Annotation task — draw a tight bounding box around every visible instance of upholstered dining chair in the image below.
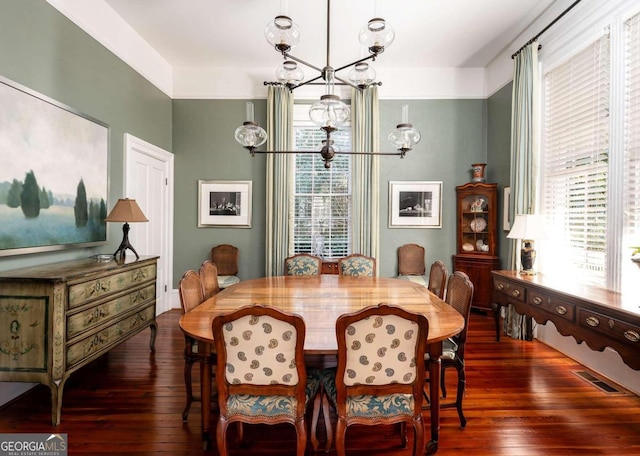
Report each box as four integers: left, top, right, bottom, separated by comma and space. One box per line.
211, 304, 321, 456
199, 260, 221, 300
427, 270, 474, 428
337, 254, 376, 277
178, 269, 211, 421
427, 260, 448, 300
318, 303, 429, 456
211, 244, 240, 288
397, 244, 427, 286
284, 253, 322, 276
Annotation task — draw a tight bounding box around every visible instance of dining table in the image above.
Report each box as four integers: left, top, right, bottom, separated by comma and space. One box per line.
179, 274, 465, 454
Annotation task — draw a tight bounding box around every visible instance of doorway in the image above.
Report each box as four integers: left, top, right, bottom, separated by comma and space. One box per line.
124, 133, 174, 314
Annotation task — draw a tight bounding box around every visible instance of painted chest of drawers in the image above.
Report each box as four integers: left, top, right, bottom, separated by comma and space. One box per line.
0, 256, 158, 425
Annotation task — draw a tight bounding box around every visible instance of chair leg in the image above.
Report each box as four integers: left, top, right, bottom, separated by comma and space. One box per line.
440, 365, 448, 399
182, 357, 195, 421
322, 394, 333, 453
310, 389, 322, 451
456, 365, 467, 429
335, 419, 347, 456
413, 416, 426, 456
216, 416, 230, 456
295, 419, 307, 456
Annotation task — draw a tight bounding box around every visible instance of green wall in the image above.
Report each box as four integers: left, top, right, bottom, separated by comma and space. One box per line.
172, 98, 489, 283
1, 1, 506, 286
487, 82, 514, 270
0, 0, 172, 273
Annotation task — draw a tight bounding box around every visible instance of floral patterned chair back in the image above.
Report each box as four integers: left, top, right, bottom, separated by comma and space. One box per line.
338, 254, 377, 277
284, 254, 322, 276
211, 304, 320, 456
318, 303, 429, 455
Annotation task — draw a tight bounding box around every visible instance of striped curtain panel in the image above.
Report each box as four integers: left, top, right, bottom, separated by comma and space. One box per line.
351, 86, 380, 265
505, 42, 539, 339
265, 85, 294, 276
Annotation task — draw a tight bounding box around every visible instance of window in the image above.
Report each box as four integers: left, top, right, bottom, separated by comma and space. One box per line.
292, 104, 352, 259
541, 34, 610, 287
540, 7, 640, 292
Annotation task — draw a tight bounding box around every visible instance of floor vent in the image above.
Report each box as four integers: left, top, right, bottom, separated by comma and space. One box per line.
573, 370, 626, 395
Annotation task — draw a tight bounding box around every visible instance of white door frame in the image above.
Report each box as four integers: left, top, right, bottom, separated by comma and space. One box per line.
123, 133, 174, 315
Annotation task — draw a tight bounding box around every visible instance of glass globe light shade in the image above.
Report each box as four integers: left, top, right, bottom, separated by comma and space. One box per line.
276, 60, 304, 85
309, 95, 350, 128
265, 15, 301, 52
358, 18, 395, 55
235, 122, 267, 149
388, 125, 421, 150
348, 62, 376, 88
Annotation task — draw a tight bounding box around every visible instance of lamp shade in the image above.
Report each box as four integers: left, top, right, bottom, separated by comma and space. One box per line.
507, 214, 547, 241
105, 198, 148, 223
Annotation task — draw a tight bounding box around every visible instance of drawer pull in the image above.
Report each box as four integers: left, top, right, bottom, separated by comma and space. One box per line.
511, 289, 520, 298
497, 283, 504, 291
586, 316, 600, 327
532, 296, 542, 305
555, 306, 567, 315
624, 330, 640, 343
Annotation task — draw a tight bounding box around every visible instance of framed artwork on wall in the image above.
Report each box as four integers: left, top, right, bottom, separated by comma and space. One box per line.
503, 186, 512, 231
198, 180, 252, 228
0, 75, 109, 257
388, 181, 442, 228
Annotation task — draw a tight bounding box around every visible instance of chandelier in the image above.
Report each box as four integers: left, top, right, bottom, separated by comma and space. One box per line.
234, 0, 421, 169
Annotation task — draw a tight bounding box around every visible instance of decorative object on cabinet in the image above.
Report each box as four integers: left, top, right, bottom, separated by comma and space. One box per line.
388, 181, 442, 228
507, 214, 548, 275
0, 75, 109, 257
198, 180, 252, 228
0, 256, 158, 425
453, 182, 500, 311
471, 163, 487, 183
104, 198, 148, 260
491, 270, 640, 372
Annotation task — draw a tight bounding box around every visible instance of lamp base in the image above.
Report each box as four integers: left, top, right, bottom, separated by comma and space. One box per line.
520, 241, 536, 275
113, 222, 140, 261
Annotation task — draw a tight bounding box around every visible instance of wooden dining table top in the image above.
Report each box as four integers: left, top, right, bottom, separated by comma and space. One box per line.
179, 274, 465, 354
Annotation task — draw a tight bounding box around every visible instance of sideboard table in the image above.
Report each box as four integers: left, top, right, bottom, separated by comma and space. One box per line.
0, 256, 158, 425
492, 270, 640, 371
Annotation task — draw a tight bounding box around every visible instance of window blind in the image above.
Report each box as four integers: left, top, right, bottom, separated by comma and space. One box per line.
292, 125, 352, 259
542, 33, 610, 286
624, 13, 640, 239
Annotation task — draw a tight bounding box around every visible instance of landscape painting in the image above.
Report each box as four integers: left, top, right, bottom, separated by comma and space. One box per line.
0, 76, 109, 256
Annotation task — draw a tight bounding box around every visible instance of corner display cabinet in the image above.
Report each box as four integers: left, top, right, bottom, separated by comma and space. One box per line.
453, 182, 501, 311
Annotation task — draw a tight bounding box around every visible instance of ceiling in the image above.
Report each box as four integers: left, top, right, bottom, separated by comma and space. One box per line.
101, 0, 555, 72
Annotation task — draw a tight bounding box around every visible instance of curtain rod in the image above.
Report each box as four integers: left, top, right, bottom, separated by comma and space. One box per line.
511, 0, 583, 59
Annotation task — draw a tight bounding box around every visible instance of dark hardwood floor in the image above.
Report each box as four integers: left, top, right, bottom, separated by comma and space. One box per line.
1, 309, 640, 455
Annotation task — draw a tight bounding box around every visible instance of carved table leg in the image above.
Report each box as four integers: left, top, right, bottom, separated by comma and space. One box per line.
149, 320, 158, 351
426, 341, 443, 454
200, 342, 213, 449
491, 302, 502, 342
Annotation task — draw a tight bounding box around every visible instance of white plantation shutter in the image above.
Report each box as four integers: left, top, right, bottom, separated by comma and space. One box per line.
541, 33, 610, 286
624, 13, 640, 243
293, 120, 352, 259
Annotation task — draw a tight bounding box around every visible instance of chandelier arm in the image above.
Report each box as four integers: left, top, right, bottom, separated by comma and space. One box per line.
288, 74, 325, 91
332, 54, 376, 74
333, 75, 360, 91
338, 151, 407, 156
283, 53, 324, 73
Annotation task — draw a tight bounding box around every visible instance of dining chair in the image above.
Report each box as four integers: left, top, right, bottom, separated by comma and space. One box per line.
426, 270, 474, 428
178, 269, 212, 421
284, 253, 322, 276
318, 303, 429, 455
337, 253, 376, 277
397, 244, 427, 286
211, 304, 321, 456
427, 260, 448, 300
211, 244, 240, 288
199, 260, 221, 300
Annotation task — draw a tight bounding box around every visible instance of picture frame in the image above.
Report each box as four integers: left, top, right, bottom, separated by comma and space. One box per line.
503, 186, 512, 231
0, 75, 109, 257
388, 181, 442, 228
198, 180, 252, 228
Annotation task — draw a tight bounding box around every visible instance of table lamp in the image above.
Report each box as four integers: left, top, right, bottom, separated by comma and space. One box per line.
105, 198, 148, 260
507, 214, 547, 275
